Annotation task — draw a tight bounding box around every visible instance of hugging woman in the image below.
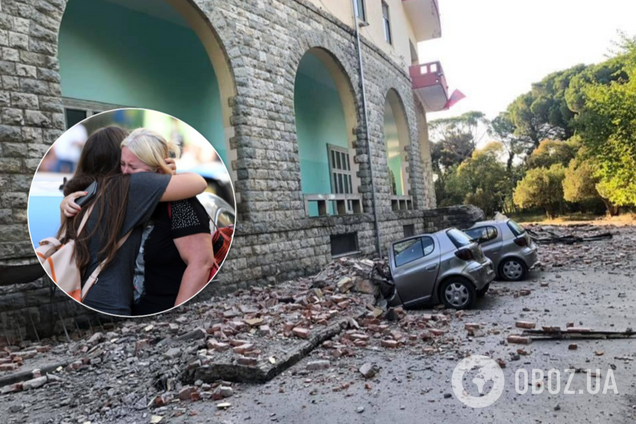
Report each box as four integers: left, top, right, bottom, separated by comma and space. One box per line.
59, 126, 207, 316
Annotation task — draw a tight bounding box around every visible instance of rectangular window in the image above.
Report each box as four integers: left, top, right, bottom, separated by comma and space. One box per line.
394, 236, 435, 267
403, 224, 415, 238
354, 0, 366, 22
382, 2, 392, 44
328, 145, 353, 196
62, 98, 127, 129
331, 233, 359, 257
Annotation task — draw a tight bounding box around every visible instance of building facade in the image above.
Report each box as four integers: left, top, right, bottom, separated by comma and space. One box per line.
0, 0, 458, 334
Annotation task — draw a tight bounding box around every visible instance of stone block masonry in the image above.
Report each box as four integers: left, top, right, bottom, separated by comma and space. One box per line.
0, 0, 451, 338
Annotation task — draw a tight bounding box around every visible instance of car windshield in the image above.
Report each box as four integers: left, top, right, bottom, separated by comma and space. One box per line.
446, 229, 472, 248
507, 219, 525, 236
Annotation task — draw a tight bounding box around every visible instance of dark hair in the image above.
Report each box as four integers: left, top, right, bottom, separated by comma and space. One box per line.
59, 126, 132, 277
63, 126, 129, 196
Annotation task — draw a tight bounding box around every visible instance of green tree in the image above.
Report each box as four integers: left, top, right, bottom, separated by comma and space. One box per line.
573, 37, 636, 206
514, 164, 566, 218
507, 65, 586, 146
429, 111, 490, 172
435, 142, 510, 216
526, 138, 579, 169
562, 151, 617, 215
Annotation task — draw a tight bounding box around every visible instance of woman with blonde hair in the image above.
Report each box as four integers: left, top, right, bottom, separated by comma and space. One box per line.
120, 128, 215, 314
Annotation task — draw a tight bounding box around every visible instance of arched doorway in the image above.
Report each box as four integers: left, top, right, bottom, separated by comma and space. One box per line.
58, 0, 235, 166
294, 48, 361, 217
384, 89, 413, 210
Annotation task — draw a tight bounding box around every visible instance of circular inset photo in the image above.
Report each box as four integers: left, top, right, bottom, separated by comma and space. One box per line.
28, 109, 236, 317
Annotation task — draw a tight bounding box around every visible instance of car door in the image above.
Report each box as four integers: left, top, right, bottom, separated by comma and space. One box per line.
477, 226, 503, 266
390, 236, 440, 306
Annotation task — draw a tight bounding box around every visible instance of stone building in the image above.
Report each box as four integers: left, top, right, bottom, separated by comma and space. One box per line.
0, 0, 465, 336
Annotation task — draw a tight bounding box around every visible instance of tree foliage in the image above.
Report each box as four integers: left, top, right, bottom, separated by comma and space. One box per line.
573, 38, 636, 206
507, 65, 586, 146
513, 164, 566, 218
526, 138, 579, 169
429, 111, 490, 172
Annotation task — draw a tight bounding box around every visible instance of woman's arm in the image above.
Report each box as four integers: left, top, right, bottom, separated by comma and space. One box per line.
59, 191, 87, 223
159, 173, 206, 202
173, 233, 215, 306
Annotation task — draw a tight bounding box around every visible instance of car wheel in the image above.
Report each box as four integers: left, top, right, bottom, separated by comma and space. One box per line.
440, 278, 476, 310
476, 283, 490, 297
499, 258, 528, 281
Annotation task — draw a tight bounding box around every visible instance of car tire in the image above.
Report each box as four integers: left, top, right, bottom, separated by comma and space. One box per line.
476, 283, 490, 297
439, 277, 476, 310
499, 258, 528, 281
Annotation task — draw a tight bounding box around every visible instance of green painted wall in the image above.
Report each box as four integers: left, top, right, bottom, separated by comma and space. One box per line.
294, 54, 349, 215
59, 0, 227, 163
384, 102, 404, 196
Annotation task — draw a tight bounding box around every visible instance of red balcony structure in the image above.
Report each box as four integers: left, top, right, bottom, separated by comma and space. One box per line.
402, 0, 442, 42
410, 61, 448, 112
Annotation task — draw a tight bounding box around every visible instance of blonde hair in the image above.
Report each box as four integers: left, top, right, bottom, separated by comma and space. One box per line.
120, 128, 180, 174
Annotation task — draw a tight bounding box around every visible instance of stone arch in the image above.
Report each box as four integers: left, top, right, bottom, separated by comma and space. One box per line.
288, 32, 363, 149
291, 37, 365, 216
383, 87, 413, 208
57, 0, 238, 179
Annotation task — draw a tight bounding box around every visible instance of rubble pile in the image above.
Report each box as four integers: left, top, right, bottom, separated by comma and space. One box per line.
529, 225, 636, 272
0, 344, 53, 373
0, 257, 471, 422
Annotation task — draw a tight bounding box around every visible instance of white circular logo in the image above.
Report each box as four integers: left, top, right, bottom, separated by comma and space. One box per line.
451, 355, 505, 408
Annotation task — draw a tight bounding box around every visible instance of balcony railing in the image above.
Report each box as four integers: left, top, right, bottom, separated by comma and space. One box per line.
304, 193, 363, 217
402, 0, 442, 43
410, 61, 449, 112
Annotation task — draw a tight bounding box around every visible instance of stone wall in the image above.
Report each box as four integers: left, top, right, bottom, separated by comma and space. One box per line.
0, 276, 110, 342
422, 205, 486, 233
0, 0, 443, 338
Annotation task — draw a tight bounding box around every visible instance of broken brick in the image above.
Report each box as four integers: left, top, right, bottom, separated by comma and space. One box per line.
515, 321, 536, 329
381, 339, 398, 348
507, 335, 531, 345
292, 327, 310, 339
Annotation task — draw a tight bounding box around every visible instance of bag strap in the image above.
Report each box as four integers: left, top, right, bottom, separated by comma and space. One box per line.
77, 203, 95, 235
80, 229, 132, 301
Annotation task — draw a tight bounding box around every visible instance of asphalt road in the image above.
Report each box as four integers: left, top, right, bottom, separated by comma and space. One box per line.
182, 270, 636, 424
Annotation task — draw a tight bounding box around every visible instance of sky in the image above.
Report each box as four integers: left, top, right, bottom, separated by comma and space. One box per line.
418, 0, 636, 120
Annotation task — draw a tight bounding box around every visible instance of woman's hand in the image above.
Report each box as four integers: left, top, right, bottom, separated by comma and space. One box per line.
164, 158, 177, 175
60, 191, 86, 218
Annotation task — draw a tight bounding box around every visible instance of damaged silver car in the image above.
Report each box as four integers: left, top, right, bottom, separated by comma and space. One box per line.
465, 219, 538, 281
386, 228, 495, 310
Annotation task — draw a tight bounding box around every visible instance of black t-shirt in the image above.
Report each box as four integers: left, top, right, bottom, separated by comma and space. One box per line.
82, 172, 171, 316
132, 197, 210, 315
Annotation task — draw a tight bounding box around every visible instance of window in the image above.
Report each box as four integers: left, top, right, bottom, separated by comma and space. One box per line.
446, 229, 473, 248
382, 2, 392, 44
328, 144, 355, 211
394, 236, 434, 267
507, 219, 526, 237
354, 0, 366, 22
403, 224, 415, 238
330, 233, 359, 257
465, 226, 498, 243
62, 98, 126, 129
328, 145, 353, 196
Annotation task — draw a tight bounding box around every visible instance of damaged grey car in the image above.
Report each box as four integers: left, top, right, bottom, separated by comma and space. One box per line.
465, 219, 538, 281
386, 228, 495, 310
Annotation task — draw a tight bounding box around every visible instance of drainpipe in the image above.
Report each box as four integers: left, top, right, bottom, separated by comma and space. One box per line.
351, 0, 382, 258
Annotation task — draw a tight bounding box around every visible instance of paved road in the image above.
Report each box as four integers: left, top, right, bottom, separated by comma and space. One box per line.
182, 270, 636, 424
2, 270, 635, 423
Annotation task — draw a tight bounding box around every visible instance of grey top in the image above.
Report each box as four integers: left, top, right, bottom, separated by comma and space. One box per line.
82, 172, 171, 316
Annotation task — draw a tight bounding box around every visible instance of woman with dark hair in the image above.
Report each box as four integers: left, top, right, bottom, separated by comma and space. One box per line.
58, 126, 206, 316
